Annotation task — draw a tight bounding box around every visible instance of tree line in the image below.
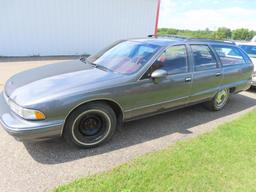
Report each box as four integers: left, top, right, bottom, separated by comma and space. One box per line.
158, 27, 256, 41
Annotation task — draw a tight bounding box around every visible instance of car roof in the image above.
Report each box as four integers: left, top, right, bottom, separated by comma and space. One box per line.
129, 35, 236, 47
129, 38, 178, 46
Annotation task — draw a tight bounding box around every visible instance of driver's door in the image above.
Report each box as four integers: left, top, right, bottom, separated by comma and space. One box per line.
124, 45, 193, 119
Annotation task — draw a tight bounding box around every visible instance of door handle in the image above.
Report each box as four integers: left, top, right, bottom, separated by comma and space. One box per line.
216, 72, 222, 77
185, 77, 192, 82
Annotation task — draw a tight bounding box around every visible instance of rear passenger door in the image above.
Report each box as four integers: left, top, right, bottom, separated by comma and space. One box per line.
189, 44, 222, 102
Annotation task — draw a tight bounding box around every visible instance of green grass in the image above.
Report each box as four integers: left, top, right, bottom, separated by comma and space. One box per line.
54, 110, 256, 192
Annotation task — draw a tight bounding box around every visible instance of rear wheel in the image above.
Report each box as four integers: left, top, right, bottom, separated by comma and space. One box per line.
63, 102, 117, 148
205, 88, 230, 111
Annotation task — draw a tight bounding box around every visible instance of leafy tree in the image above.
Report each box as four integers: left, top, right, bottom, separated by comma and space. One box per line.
157, 28, 256, 41
158, 28, 178, 35
214, 27, 232, 40
232, 28, 253, 40
249, 30, 256, 41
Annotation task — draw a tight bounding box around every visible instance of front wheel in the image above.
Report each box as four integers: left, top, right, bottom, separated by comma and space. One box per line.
205, 88, 230, 111
63, 103, 117, 148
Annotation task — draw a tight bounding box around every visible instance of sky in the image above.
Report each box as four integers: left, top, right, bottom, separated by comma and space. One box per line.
159, 0, 256, 30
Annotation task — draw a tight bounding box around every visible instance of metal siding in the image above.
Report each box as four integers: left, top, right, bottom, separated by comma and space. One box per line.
0, 0, 158, 56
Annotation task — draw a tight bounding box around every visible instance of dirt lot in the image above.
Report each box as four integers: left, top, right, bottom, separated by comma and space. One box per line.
0, 58, 256, 192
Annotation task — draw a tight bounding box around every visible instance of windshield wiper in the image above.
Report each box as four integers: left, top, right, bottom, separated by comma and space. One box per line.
80, 55, 87, 63
81, 58, 96, 66
95, 64, 111, 72
80, 57, 111, 72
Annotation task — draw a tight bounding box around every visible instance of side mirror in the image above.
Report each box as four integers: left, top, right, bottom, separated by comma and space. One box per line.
151, 69, 168, 83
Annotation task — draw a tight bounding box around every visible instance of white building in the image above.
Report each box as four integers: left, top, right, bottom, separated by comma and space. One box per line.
0, 0, 160, 57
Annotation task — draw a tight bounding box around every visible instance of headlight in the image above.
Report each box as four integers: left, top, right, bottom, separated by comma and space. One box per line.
8, 99, 45, 120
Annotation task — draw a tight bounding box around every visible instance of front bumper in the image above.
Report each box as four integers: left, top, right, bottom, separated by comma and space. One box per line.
0, 92, 64, 141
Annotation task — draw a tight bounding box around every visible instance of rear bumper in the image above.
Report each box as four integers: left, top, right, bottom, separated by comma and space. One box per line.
251, 77, 256, 86
0, 92, 64, 141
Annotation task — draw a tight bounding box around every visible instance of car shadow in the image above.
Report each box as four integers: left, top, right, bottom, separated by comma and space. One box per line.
24, 93, 256, 164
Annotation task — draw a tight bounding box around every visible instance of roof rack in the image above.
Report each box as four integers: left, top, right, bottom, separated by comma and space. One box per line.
187, 38, 235, 45
148, 34, 236, 45
148, 34, 189, 40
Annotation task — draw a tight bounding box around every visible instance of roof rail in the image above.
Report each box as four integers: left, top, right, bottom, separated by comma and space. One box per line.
148, 34, 189, 40
147, 35, 236, 45
186, 38, 236, 45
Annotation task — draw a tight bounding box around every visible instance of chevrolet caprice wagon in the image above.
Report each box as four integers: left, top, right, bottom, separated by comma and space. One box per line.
0, 36, 253, 148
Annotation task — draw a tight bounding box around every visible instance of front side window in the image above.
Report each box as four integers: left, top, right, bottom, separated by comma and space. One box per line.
88, 41, 160, 74
191, 45, 217, 71
213, 45, 246, 66
143, 45, 188, 78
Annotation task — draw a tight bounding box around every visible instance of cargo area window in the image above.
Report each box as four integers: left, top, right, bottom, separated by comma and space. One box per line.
191, 45, 217, 71
212, 45, 246, 66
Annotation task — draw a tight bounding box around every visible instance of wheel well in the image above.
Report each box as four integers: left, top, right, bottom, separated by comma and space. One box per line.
102, 100, 124, 122
229, 87, 236, 94
64, 100, 124, 127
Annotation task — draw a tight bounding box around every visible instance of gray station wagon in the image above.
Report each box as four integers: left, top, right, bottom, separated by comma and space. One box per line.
0, 35, 253, 148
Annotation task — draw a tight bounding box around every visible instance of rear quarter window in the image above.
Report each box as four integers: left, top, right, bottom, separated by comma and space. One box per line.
212, 45, 246, 66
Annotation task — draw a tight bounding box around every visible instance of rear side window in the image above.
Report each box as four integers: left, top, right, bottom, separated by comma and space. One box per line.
190, 45, 217, 71
212, 45, 246, 66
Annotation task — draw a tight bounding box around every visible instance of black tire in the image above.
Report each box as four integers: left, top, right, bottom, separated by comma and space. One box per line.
205, 88, 230, 111
249, 86, 256, 92
63, 102, 117, 148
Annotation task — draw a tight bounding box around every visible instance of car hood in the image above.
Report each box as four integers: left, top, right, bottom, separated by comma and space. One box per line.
5, 60, 123, 105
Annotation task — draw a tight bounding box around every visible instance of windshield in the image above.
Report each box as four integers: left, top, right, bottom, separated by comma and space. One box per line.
89, 41, 161, 74
239, 45, 256, 58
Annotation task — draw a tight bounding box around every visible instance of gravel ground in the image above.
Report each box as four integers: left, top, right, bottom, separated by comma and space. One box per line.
0, 58, 256, 192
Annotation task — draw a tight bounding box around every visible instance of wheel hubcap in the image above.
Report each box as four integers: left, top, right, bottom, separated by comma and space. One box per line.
72, 110, 111, 146
216, 89, 228, 105
79, 116, 102, 136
